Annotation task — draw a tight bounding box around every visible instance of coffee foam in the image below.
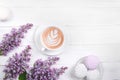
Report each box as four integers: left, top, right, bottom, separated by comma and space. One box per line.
41, 26, 64, 49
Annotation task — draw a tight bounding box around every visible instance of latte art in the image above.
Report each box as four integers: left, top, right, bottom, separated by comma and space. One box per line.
41, 27, 64, 49
47, 29, 61, 45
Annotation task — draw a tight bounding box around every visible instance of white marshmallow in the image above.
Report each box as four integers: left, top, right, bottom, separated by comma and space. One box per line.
74, 63, 87, 78
87, 69, 100, 80
0, 6, 12, 21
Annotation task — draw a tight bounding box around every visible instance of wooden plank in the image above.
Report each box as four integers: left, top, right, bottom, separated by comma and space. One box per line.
1, 24, 120, 45
68, 25, 120, 44
1, 0, 120, 8
0, 7, 120, 26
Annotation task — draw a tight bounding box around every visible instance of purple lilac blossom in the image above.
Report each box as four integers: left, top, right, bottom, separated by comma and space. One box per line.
26, 57, 67, 80
0, 23, 33, 56
3, 45, 31, 80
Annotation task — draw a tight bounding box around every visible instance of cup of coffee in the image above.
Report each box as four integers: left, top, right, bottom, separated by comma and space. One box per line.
40, 26, 65, 51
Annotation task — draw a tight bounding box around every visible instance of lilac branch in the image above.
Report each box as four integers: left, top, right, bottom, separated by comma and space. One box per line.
0, 23, 33, 56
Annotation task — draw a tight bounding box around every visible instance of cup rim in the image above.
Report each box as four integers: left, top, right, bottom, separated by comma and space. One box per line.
40, 26, 65, 51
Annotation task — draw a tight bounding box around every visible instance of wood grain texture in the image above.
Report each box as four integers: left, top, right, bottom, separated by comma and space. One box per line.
0, 0, 120, 80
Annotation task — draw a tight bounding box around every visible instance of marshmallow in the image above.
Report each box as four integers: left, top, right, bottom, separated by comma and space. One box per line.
84, 55, 100, 70
0, 6, 12, 21
87, 69, 100, 80
74, 63, 87, 78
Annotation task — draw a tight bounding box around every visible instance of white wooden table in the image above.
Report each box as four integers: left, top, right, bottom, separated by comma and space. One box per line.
0, 0, 120, 80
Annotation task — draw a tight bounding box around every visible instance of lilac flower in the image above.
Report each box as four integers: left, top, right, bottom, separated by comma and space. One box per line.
0, 23, 33, 56
3, 45, 31, 80
26, 57, 67, 80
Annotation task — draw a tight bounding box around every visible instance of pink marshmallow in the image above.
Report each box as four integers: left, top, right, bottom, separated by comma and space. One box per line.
84, 55, 100, 70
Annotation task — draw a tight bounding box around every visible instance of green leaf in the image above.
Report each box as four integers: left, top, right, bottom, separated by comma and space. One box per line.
19, 72, 26, 80
0, 50, 2, 55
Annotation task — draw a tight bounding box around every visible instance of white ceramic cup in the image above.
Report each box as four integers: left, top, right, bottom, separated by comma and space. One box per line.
34, 24, 68, 55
